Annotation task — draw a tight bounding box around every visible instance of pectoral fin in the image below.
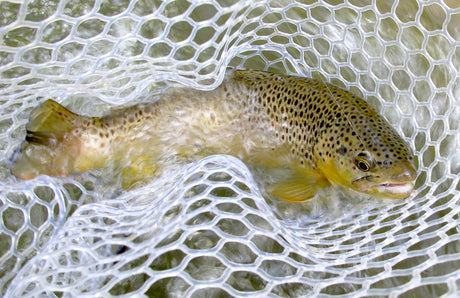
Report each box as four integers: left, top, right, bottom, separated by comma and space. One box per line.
269, 166, 330, 202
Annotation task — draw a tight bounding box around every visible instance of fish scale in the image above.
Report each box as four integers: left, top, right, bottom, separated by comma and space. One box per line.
11, 70, 417, 201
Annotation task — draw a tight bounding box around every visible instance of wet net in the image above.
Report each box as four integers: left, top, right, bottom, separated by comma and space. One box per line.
1, 0, 459, 296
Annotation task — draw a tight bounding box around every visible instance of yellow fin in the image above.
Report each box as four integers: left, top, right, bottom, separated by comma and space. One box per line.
269, 166, 330, 202
121, 156, 158, 189
12, 100, 82, 179
25, 99, 80, 146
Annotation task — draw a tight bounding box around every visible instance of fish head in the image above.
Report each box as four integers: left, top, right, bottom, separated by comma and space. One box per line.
349, 152, 417, 199
313, 113, 417, 199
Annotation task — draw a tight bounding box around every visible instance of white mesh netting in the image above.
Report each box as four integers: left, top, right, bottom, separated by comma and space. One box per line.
0, 0, 459, 296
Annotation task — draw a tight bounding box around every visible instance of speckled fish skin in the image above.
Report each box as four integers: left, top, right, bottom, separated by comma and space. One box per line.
229, 71, 417, 199
11, 70, 417, 201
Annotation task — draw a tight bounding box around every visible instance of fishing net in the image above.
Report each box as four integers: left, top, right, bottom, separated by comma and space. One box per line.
1, 0, 459, 296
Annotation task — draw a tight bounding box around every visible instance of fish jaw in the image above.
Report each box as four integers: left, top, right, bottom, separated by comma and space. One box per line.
317, 153, 417, 199
352, 163, 417, 199
357, 181, 415, 199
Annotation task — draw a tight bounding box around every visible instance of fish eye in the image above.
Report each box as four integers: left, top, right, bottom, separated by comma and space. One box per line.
355, 151, 374, 172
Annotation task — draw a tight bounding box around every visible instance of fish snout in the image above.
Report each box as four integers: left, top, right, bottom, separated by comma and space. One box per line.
391, 162, 417, 183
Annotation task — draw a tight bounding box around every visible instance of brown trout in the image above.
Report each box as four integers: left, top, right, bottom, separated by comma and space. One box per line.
11, 70, 417, 201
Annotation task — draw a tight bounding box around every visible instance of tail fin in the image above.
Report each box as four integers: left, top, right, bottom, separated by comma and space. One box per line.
12, 100, 82, 179
25, 99, 80, 147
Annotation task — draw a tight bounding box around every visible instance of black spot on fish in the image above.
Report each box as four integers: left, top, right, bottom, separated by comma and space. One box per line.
337, 146, 347, 155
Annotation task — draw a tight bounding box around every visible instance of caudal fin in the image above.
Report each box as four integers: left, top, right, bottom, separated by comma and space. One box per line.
25, 99, 80, 146
12, 100, 82, 179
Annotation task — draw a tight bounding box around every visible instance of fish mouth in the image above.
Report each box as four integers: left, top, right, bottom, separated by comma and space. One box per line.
352, 176, 415, 199
362, 182, 414, 196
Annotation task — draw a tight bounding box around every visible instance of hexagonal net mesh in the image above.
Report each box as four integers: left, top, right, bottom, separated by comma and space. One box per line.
0, 0, 459, 296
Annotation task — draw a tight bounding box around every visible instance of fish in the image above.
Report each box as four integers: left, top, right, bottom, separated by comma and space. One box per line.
11, 70, 417, 201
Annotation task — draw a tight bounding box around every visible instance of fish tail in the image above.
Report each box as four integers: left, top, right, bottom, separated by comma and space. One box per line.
12, 100, 83, 179
25, 99, 80, 145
